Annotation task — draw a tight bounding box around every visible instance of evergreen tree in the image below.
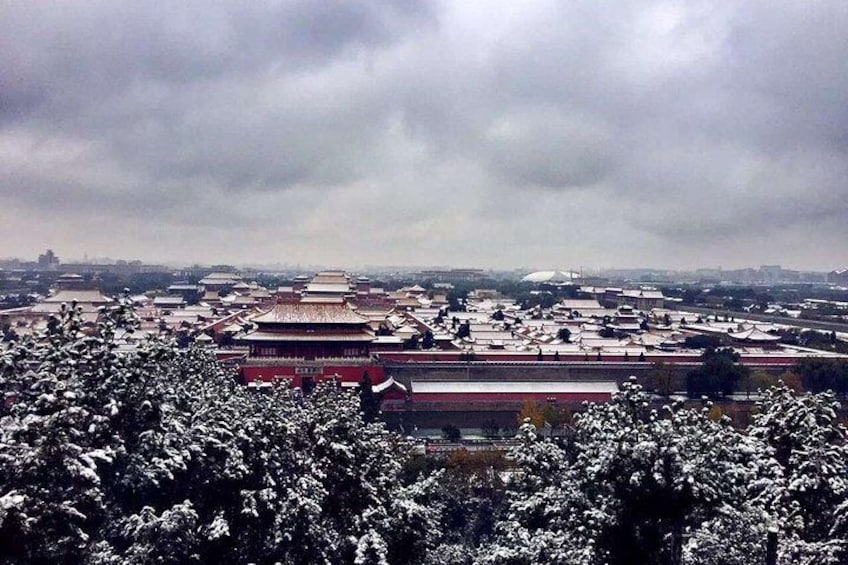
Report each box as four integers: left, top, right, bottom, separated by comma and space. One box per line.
481, 379, 772, 565
686, 348, 749, 399
0, 302, 440, 564
359, 371, 382, 423
421, 330, 435, 350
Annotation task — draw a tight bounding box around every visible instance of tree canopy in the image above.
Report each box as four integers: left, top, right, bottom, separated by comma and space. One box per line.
479, 379, 848, 565
686, 348, 750, 399
0, 302, 439, 564
2, 302, 846, 564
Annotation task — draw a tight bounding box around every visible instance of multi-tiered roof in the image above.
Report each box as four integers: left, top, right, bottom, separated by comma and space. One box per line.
240, 302, 374, 358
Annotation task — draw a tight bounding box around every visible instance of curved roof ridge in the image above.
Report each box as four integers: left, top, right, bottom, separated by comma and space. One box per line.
253, 301, 369, 325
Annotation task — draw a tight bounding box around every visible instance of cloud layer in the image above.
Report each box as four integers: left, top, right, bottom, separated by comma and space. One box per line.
2, 0, 846, 270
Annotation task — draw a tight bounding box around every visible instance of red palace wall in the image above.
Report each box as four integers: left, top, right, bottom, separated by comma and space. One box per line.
242, 363, 384, 388
376, 351, 799, 366
410, 392, 613, 403
239, 351, 799, 389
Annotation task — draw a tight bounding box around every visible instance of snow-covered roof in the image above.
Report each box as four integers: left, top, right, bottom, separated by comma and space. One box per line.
168, 284, 202, 291
372, 335, 405, 344
411, 381, 618, 394
153, 296, 186, 306
374, 376, 407, 393
252, 302, 369, 325
559, 299, 603, 310
199, 273, 241, 284
620, 289, 663, 299
239, 330, 374, 342
522, 270, 580, 283
41, 289, 113, 304
310, 272, 350, 285
300, 295, 346, 304
305, 282, 353, 294
404, 285, 427, 293
728, 327, 781, 342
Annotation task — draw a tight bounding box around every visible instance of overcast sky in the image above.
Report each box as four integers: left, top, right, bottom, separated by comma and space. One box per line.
2, 1, 846, 271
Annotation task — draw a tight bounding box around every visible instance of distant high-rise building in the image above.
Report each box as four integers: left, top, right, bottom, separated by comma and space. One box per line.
37, 249, 59, 269
829, 268, 848, 284
759, 265, 782, 282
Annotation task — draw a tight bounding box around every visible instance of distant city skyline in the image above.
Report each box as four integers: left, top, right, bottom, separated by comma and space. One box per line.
1, 247, 843, 277
1, 1, 846, 270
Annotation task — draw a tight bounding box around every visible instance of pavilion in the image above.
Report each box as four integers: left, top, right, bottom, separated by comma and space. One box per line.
239, 301, 374, 360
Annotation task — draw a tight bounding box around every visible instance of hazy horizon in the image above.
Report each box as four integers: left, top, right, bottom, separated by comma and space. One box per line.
3, 250, 840, 277
2, 1, 846, 270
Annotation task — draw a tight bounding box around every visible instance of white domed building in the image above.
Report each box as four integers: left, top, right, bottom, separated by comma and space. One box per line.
521, 270, 581, 283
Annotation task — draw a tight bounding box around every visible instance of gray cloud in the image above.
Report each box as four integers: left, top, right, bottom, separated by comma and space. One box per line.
0, 0, 846, 270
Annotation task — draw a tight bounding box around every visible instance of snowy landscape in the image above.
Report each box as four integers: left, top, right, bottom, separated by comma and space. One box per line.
1, 299, 846, 564
2, 1, 848, 562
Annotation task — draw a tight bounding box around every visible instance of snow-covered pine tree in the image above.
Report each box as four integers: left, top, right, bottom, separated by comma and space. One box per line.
480, 378, 773, 565
747, 384, 847, 564
0, 300, 441, 564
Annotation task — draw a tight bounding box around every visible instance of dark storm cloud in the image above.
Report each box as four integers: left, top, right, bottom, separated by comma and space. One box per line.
0, 0, 435, 206
0, 0, 846, 269
1, 1, 434, 118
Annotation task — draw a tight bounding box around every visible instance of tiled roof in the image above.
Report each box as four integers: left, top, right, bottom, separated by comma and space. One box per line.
199, 273, 241, 285
560, 299, 603, 309
305, 282, 353, 293
411, 381, 618, 394
203, 272, 241, 280
621, 289, 665, 299
310, 272, 350, 285
373, 377, 406, 393
729, 327, 781, 341
239, 330, 374, 342
252, 302, 369, 325
169, 283, 200, 289
43, 290, 113, 304
301, 295, 346, 304
153, 296, 186, 305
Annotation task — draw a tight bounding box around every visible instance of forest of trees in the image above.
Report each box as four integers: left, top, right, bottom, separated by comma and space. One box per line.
1, 300, 847, 564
